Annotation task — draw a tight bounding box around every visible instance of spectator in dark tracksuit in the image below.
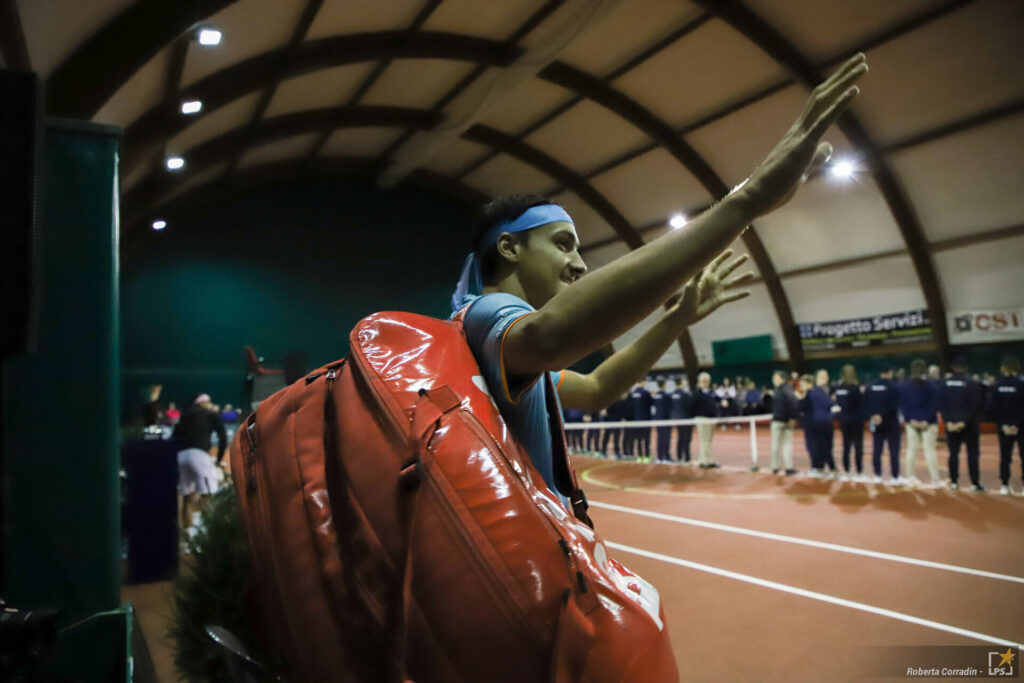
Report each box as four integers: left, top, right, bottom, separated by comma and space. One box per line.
670, 380, 693, 464
692, 372, 720, 468
864, 367, 901, 482
603, 394, 627, 458
939, 356, 985, 491
626, 381, 653, 461
563, 408, 584, 452
800, 371, 837, 477
770, 370, 800, 475
585, 411, 602, 453
990, 356, 1024, 495
833, 364, 864, 479
899, 359, 941, 487
653, 379, 672, 462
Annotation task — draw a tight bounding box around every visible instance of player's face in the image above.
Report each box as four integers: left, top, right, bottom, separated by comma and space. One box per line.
516, 221, 587, 308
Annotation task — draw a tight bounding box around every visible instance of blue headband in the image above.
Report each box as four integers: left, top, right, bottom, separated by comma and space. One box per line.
451, 204, 574, 312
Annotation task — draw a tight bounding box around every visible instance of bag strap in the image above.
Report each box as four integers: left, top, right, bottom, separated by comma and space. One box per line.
544, 372, 593, 529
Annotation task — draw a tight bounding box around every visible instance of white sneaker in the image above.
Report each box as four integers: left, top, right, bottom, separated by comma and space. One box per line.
949, 482, 959, 491
873, 475, 883, 484
906, 476, 922, 487
1000, 485, 1011, 496
929, 480, 944, 489
809, 469, 824, 479
887, 477, 900, 486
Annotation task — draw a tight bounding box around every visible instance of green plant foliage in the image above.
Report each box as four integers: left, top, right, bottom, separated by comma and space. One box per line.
167, 485, 283, 681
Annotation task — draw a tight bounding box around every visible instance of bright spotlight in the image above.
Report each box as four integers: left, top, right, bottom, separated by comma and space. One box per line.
831, 159, 855, 179
669, 213, 687, 229
197, 28, 222, 46
180, 100, 203, 115
152, 220, 167, 231
165, 156, 185, 171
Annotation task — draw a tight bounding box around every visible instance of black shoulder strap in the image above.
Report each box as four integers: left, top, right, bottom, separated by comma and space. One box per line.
544, 373, 593, 529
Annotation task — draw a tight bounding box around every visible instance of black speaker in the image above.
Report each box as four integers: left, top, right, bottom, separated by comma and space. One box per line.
0, 69, 42, 359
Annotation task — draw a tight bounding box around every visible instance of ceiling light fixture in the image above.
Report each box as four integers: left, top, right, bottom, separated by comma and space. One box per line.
830, 159, 855, 179
152, 220, 167, 231
669, 213, 687, 229
166, 156, 185, 171
197, 28, 222, 46
180, 100, 203, 115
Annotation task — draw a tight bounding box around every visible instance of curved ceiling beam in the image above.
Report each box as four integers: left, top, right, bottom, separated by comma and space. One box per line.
46, 0, 238, 119
120, 30, 801, 367
696, 0, 952, 367
121, 105, 643, 251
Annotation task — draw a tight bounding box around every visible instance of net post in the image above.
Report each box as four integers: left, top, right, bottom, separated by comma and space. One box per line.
749, 417, 759, 470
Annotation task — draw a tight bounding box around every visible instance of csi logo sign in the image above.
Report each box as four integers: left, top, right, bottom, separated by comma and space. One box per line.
988, 648, 1016, 676
961, 312, 1022, 333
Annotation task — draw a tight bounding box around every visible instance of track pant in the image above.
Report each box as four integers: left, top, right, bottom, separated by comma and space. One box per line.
807, 422, 836, 471
999, 428, 1024, 485
770, 421, 794, 471
695, 418, 714, 465
603, 426, 623, 457
872, 421, 901, 478
946, 422, 981, 487
904, 423, 940, 483
637, 428, 651, 457
656, 426, 671, 461
676, 425, 692, 462
840, 422, 864, 474
586, 427, 602, 452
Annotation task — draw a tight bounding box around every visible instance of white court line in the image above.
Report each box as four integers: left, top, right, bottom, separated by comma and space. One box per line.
591, 500, 1024, 585
607, 540, 1024, 649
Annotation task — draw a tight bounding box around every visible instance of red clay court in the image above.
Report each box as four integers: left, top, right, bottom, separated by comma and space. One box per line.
569, 428, 1024, 681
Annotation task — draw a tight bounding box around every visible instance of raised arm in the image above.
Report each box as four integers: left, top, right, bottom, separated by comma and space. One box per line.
558, 252, 752, 411
505, 54, 867, 376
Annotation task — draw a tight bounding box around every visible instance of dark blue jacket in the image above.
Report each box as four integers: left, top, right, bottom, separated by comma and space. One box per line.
832, 383, 862, 424
652, 390, 671, 420
899, 379, 938, 423
863, 378, 900, 423
606, 397, 627, 422
691, 389, 719, 418
628, 388, 653, 421
563, 408, 584, 424
937, 373, 984, 424
669, 389, 691, 419
802, 386, 834, 424
989, 376, 1024, 426
772, 383, 800, 422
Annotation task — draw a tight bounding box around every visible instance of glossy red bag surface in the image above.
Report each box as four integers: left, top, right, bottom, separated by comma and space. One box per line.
230, 312, 678, 682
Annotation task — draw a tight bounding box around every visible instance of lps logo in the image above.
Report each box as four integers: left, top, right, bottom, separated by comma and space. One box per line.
988, 648, 1016, 676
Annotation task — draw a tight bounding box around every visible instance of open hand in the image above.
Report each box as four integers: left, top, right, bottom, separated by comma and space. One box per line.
671, 250, 753, 325
735, 53, 868, 216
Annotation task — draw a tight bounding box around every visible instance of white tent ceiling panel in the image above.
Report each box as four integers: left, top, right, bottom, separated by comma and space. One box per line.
463, 153, 557, 197
475, 77, 574, 134
16, 0, 135, 79
611, 18, 788, 130
889, 111, 1024, 242
360, 59, 480, 109
93, 48, 170, 128
785, 254, 927, 324
306, 0, 425, 40
265, 63, 378, 117
581, 240, 631, 272
421, 0, 548, 42
590, 147, 712, 228
555, 0, 703, 78
853, 0, 1024, 147
550, 190, 618, 247
743, 0, 940, 63
237, 132, 323, 170
524, 99, 653, 175
420, 138, 491, 176
687, 283, 784, 364
168, 93, 263, 155
181, 0, 306, 89
754, 175, 905, 274
319, 128, 403, 159
934, 236, 1024, 311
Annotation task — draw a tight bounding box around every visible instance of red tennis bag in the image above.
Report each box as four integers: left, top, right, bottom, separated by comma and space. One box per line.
230, 311, 678, 682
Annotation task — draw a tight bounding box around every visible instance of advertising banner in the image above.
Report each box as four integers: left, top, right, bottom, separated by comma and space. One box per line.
948, 308, 1024, 345
798, 309, 931, 350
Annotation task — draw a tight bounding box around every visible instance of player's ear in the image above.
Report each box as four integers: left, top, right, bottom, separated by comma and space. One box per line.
495, 232, 520, 264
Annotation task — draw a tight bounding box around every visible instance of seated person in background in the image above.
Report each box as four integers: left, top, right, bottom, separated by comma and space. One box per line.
743, 381, 763, 415
173, 393, 228, 534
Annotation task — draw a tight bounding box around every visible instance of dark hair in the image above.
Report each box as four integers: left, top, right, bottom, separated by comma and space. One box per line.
1002, 356, 1020, 374
472, 193, 553, 284
910, 358, 927, 382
